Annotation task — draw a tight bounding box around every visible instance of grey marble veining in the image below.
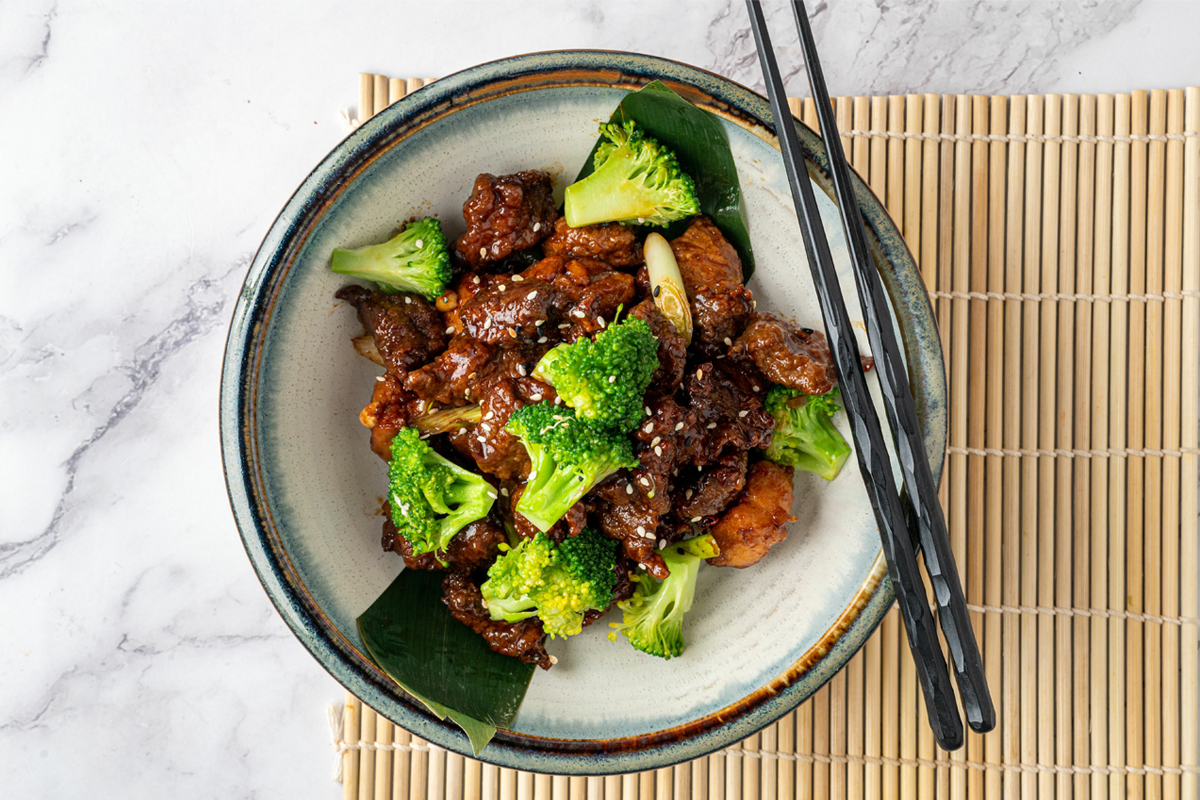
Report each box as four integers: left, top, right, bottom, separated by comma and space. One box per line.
0, 1, 1195, 797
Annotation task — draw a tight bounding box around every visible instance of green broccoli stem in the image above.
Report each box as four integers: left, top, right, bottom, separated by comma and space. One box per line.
515, 463, 592, 533
482, 593, 538, 623
792, 412, 851, 480
564, 158, 667, 228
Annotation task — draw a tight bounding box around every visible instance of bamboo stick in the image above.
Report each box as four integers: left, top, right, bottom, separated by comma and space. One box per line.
1018, 93, 1043, 800
585, 776, 601, 800
518, 770, 533, 800
967, 94, 990, 800
673, 762, 689, 800
465, 761, 482, 800
411, 738, 430, 800
394, 723, 412, 800
845, 94, 871, 800
373, 74, 388, 116
803, 97, 818, 131
482, 765, 498, 800
1144, 87, 1168, 800
901, 92, 930, 800
1179, 85, 1200, 800
725, 743, 741, 800
622, 771, 637, 800
759, 723, 777, 800
866, 92, 889, 800
709, 731, 725, 800
359, 73, 374, 123
829, 677, 846, 800
360, 705, 377, 800
1073, 92, 1096, 800
533, 772, 551, 800
813, 690, 829, 800
1056, 92, 1081, 800
406, 77, 425, 95
446, 753, 464, 800
389, 77, 405, 105
798, 697, 813, 799
345, 694, 362, 800
1090, 92, 1116, 800
429, 743, 446, 800
500, 768, 516, 800
1036, 93, 1066, 800
1161, 86, 1186, 800
602, 774, 618, 800
1001, 93, 1025, 800
376, 714, 394, 800
692, 756, 708, 800
948, 92, 972, 800
836, 95, 853, 162
883, 93, 906, 800
984, 92, 1007, 800
779, 709, 795, 800
1127, 88, 1150, 800
741, 732, 759, 800
558, 774, 574, 800
1108, 92, 1132, 800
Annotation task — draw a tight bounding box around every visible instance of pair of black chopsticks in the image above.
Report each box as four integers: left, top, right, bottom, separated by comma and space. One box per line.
745, 0, 995, 750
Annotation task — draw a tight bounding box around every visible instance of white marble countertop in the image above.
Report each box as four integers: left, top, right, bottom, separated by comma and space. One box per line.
2, 1, 1196, 796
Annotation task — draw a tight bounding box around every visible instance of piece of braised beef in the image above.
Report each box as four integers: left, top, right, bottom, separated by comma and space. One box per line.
442, 572, 552, 669
541, 217, 644, 268
707, 460, 796, 569
359, 371, 423, 460
336, 285, 447, 373
456, 278, 567, 345
454, 171, 557, 269
729, 313, 838, 396
684, 361, 775, 465
626, 298, 687, 397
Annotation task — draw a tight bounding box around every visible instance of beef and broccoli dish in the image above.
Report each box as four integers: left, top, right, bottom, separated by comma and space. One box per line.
332, 120, 856, 668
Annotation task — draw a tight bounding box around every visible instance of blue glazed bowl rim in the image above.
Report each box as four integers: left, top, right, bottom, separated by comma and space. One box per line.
219, 49, 945, 775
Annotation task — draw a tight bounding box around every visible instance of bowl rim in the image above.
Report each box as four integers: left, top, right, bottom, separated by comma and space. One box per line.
219, 48, 945, 775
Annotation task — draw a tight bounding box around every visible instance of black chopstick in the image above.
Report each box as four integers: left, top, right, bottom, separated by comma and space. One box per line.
784, 0, 995, 735
745, 0, 965, 751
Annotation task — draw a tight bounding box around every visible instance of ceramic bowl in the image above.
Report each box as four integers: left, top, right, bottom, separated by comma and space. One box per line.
220, 51, 945, 775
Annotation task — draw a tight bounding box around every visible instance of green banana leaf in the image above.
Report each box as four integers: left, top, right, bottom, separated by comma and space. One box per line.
357, 569, 536, 755
574, 80, 755, 279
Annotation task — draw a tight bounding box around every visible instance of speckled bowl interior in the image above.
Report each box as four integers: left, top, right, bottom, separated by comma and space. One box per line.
220, 51, 945, 775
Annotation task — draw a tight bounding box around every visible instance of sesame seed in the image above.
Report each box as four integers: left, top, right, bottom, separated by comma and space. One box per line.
533, 222, 541, 232
517, 365, 527, 376
752, 385, 760, 392
538, 336, 548, 343
404, 296, 412, 304
487, 490, 497, 499
553, 414, 564, 421
498, 284, 507, 292
484, 318, 492, 330
597, 315, 606, 328
637, 217, 645, 224
508, 327, 518, 338
638, 563, 646, 571
375, 375, 385, 382
527, 290, 538, 300
558, 323, 570, 329
724, 337, 733, 347
572, 309, 585, 318
535, 318, 544, 326
651, 436, 661, 447
801, 327, 814, 334
653, 284, 661, 297
691, 516, 701, 523
492, 242, 501, 253
654, 445, 663, 456
739, 410, 749, 418
716, 354, 725, 359
415, 239, 424, 249
472, 275, 481, 284
548, 654, 557, 664
685, 489, 693, 499
645, 406, 652, 416
445, 326, 454, 335
707, 422, 717, 429
528, 470, 538, 481
752, 300, 757, 309
479, 248, 487, 258
658, 539, 667, 549
500, 487, 509, 497
608, 375, 617, 383
626, 484, 633, 495
512, 274, 524, 282
674, 422, 684, 431
696, 369, 704, 380
555, 396, 563, 405
530, 393, 542, 401
643, 423, 654, 434
636, 525, 645, 535
639, 476, 650, 486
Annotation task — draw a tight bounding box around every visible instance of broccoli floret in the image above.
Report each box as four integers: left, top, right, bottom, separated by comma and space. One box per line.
505, 403, 638, 533
331, 217, 451, 301
608, 534, 719, 659
532, 317, 658, 431
563, 121, 700, 228
387, 427, 496, 557
762, 386, 852, 481
481, 528, 619, 638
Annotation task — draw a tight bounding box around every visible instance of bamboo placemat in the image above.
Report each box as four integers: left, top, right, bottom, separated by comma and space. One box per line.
330, 76, 1200, 800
